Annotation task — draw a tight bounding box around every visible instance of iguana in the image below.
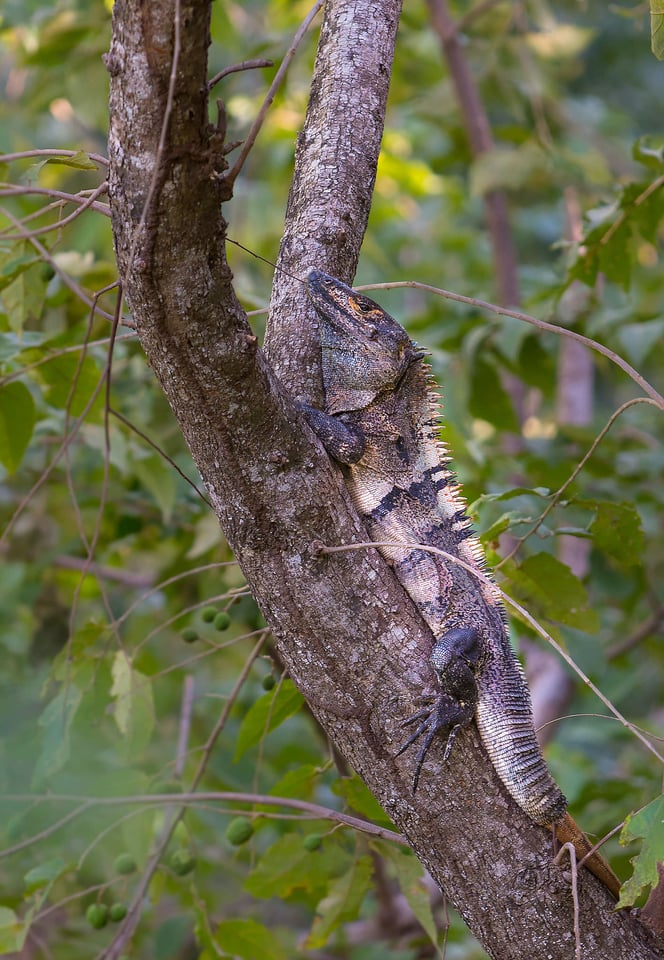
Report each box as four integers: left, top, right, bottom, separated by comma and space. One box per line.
302, 268, 620, 898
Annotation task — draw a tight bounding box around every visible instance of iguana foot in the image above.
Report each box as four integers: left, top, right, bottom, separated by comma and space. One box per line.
396, 692, 474, 792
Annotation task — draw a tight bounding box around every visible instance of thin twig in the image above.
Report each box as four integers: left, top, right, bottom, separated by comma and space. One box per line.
0, 332, 135, 389
0, 181, 109, 238
495, 397, 660, 568
53, 555, 155, 588
357, 280, 664, 408
110, 407, 210, 505
64, 286, 124, 651
0, 352, 112, 548
0, 788, 406, 861
599, 173, 664, 248
0, 148, 108, 166
224, 0, 324, 190
131, 589, 252, 660
607, 606, 664, 659
577, 820, 625, 871
110, 561, 239, 632
208, 58, 273, 91
554, 842, 582, 959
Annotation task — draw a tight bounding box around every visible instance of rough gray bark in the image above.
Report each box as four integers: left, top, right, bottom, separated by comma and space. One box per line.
264, 0, 401, 398
106, 1, 661, 957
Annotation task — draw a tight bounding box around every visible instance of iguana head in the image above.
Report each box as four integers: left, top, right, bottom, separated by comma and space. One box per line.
307, 270, 424, 415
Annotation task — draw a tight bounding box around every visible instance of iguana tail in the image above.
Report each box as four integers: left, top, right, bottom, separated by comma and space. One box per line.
555, 811, 621, 898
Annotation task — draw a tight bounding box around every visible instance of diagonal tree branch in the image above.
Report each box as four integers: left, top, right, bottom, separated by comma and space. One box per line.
265, 0, 403, 398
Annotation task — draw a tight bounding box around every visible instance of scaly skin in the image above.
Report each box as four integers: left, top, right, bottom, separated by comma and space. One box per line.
303, 269, 620, 898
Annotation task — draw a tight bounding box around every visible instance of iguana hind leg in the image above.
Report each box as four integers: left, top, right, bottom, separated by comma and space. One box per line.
396, 691, 475, 792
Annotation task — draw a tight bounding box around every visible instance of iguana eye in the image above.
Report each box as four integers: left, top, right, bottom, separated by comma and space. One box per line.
349, 295, 377, 316
357, 298, 377, 315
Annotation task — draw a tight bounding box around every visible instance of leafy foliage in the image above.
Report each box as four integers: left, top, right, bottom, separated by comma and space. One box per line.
0, 1, 663, 957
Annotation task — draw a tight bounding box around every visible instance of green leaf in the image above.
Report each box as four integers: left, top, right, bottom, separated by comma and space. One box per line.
244, 834, 349, 900
131, 451, 176, 523
589, 501, 645, 568
30, 351, 102, 418
1, 254, 48, 332
268, 764, 320, 800
0, 331, 46, 362
471, 486, 550, 507
652, 1, 664, 59
22, 14, 95, 69
24, 858, 68, 894
215, 918, 287, 960
468, 356, 519, 432
192, 899, 219, 959
479, 511, 520, 544
110, 652, 155, 758
617, 796, 664, 907
0, 251, 40, 292
598, 220, 632, 290
305, 855, 374, 948
0, 906, 26, 953
505, 553, 598, 631
617, 319, 664, 366
234, 680, 304, 761
44, 151, 99, 171
0, 381, 36, 474
371, 841, 438, 945
332, 775, 394, 828
32, 685, 83, 786
632, 136, 664, 171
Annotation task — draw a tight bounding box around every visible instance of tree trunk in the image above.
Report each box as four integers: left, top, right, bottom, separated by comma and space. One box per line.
106, 1, 661, 957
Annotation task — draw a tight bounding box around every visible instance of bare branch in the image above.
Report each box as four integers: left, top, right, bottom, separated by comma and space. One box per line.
0, 148, 108, 166
0, 181, 109, 238
53, 556, 155, 588
207, 57, 274, 90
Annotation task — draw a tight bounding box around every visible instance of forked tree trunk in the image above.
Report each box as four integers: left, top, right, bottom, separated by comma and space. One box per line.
106, 1, 660, 957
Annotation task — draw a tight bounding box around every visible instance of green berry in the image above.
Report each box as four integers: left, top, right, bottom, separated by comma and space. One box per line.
225, 816, 254, 846
169, 849, 196, 876
113, 853, 137, 875
109, 903, 127, 922
201, 606, 217, 622
86, 903, 109, 929
213, 611, 231, 631
303, 833, 323, 852
261, 674, 276, 691
181, 627, 198, 643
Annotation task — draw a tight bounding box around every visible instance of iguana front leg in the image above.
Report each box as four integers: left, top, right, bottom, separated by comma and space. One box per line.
299, 403, 366, 466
